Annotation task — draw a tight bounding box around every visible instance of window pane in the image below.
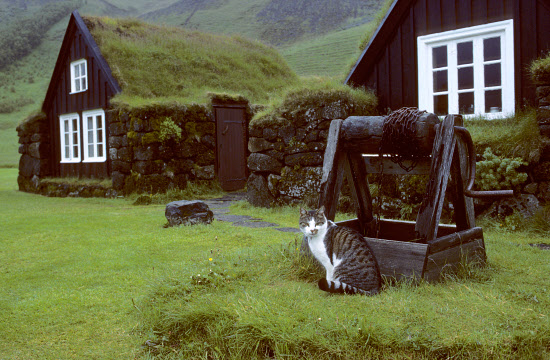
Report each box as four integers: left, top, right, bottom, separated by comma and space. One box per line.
89, 144, 94, 157
88, 130, 93, 143
457, 41, 473, 65
74, 65, 80, 77
459, 92, 475, 114
65, 146, 70, 159
433, 70, 448, 92
97, 145, 103, 157
87, 116, 93, 130
72, 119, 78, 133
484, 63, 501, 87
75, 79, 80, 92
484, 37, 501, 61
73, 145, 78, 157
434, 95, 448, 116
432, 46, 447, 68
73, 132, 78, 145
458, 67, 474, 90
65, 133, 69, 145
485, 89, 502, 113
96, 115, 102, 129
98, 129, 103, 142
81, 63, 86, 76
64, 120, 69, 133
82, 78, 87, 90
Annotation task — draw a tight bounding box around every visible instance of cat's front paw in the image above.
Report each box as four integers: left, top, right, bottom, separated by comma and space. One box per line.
318, 278, 330, 292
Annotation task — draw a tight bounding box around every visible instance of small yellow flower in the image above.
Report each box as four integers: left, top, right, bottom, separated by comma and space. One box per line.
209, 258, 213, 261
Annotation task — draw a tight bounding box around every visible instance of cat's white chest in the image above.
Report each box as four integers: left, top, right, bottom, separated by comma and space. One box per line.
308, 228, 339, 281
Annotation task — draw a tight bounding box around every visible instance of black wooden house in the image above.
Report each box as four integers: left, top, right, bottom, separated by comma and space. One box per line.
42, 11, 121, 179
346, 0, 550, 118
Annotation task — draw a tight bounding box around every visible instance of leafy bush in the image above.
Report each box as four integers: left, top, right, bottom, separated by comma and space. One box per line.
475, 147, 528, 191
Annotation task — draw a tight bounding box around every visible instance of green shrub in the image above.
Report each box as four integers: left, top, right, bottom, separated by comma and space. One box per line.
475, 147, 528, 191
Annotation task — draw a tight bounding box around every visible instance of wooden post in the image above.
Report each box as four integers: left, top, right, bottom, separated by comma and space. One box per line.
415, 115, 457, 242
449, 116, 476, 231
318, 119, 345, 221
344, 152, 374, 236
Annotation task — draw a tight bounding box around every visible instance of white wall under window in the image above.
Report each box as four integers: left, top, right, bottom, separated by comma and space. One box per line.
70, 59, 88, 94
59, 113, 81, 163
417, 20, 514, 119
82, 109, 106, 162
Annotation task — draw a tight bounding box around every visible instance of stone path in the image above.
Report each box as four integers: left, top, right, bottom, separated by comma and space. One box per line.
202, 193, 301, 233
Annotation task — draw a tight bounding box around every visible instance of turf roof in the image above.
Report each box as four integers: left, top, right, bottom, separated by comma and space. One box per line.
83, 16, 299, 106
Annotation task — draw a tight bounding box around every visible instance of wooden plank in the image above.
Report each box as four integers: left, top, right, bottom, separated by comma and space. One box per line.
345, 152, 374, 235
389, 27, 403, 109
423, 238, 486, 282
401, 10, 416, 107
456, 0, 472, 28
440, 0, 457, 31
427, 227, 483, 254
317, 119, 345, 221
427, 0, 442, 33
415, 115, 457, 242
364, 155, 432, 175
336, 218, 457, 242
366, 237, 428, 281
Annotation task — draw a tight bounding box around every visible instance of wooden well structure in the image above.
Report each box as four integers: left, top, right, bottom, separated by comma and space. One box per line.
317, 112, 511, 282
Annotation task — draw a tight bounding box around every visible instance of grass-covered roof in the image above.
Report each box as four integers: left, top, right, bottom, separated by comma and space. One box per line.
83, 16, 299, 106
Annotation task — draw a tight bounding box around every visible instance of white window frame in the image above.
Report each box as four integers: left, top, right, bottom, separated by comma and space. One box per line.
417, 20, 514, 119
59, 113, 81, 163
70, 59, 88, 94
82, 109, 107, 163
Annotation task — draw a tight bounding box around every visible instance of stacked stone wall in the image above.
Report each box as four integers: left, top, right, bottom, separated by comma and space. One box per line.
108, 103, 217, 194
16, 112, 50, 192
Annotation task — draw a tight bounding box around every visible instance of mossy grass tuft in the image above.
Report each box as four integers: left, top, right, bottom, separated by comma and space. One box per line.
530, 51, 550, 84
465, 108, 543, 161
84, 16, 299, 106
251, 77, 377, 129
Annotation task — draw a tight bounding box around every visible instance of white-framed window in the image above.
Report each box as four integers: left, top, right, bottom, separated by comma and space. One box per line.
70, 59, 88, 93
82, 109, 106, 162
59, 113, 81, 163
417, 20, 514, 119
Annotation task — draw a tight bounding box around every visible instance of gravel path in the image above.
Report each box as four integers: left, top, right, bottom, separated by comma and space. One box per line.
203, 193, 301, 233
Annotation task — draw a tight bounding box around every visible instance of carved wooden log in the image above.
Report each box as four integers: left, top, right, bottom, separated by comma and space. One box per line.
318, 119, 345, 221
341, 113, 440, 155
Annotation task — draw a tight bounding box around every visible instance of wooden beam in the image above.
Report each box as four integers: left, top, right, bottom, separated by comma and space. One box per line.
364, 155, 432, 175
366, 237, 428, 281
318, 119, 345, 221
344, 152, 374, 236
341, 113, 439, 155
415, 115, 457, 242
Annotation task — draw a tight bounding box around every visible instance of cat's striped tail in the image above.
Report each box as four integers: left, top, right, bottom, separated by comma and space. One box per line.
318, 279, 379, 296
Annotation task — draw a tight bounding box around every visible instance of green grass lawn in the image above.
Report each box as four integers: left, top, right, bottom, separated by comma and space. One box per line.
1, 168, 549, 359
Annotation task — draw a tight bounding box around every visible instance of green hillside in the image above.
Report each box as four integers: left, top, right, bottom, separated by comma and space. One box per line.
0, 0, 387, 167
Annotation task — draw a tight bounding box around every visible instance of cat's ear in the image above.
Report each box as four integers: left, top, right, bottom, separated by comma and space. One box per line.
300, 207, 307, 215
318, 205, 325, 214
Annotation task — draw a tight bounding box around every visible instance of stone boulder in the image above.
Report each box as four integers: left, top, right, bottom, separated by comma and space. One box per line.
165, 200, 214, 227
246, 173, 275, 208
481, 194, 540, 219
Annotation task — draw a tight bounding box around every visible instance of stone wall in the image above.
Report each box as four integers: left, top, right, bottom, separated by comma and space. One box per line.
108, 103, 217, 194
246, 118, 330, 207
531, 81, 550, 203
16, 112, 50, 193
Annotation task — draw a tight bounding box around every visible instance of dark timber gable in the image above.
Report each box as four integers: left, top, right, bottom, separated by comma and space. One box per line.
43, 10, 121, 178
346, 0, 550, 113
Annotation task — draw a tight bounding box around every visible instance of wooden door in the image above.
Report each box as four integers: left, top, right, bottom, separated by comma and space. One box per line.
214, 105, 248, 191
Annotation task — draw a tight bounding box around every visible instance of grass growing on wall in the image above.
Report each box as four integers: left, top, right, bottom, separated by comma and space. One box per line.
85, 16, 299, 106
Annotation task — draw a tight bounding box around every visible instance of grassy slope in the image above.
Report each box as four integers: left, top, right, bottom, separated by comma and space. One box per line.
0, 167, 549, 359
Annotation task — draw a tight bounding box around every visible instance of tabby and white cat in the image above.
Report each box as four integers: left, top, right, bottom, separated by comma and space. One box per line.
299, 206, 381, 295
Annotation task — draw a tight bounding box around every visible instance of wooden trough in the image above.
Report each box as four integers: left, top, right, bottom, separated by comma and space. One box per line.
316, 111, 512, 282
